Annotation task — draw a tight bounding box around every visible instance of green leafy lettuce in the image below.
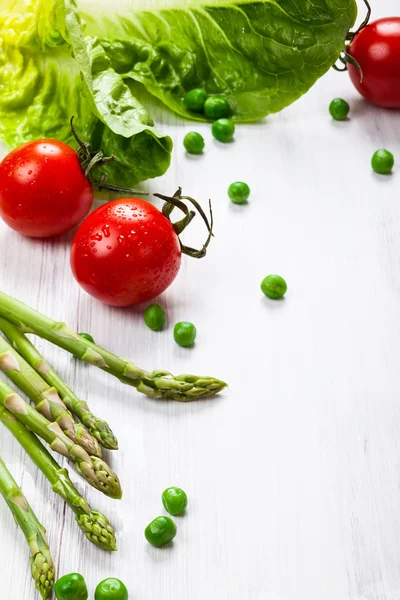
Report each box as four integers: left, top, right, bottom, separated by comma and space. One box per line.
0, 0, 173, 186
78, 0, 357, 121
0, 0, 357, 184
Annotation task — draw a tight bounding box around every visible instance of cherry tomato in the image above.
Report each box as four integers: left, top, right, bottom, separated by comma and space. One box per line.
348, 17, 400, 108
70, 198, 182, 306
0, 140, 93, 237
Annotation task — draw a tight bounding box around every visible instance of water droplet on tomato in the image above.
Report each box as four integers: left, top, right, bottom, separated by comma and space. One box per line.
125, 254, 130, 258
118, 235, 125, 243
90, 273, 97, 283
28, 170, 32, 175
102, 225, 110, 238
90, 242, 95, 247
107, 245, 112, 250
90, 233, 102, 241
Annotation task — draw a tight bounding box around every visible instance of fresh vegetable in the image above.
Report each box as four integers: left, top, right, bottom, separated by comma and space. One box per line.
371, 149, 394, 175
0, 404, 117, 550
95, 578, 129, 600
0, 323, 101, 457
348, 18, 400, 108
0, 0, 357, 165
71, 198, 181, 306
74, 0, 356, 122
0, 376, 122, 497
212, 119, 235, 143
145, 516, 177, 547
54, 573, 88, 600
174, 322, 197, 347
329, 98, 350, 121
79, 333, 96, 344
71, 188, 213, 307
0, 455, 55, 599
183, 132, 205, 155
228, 182, 250, 205
0, 292, 227, 400
0, 319, 117, 450
261, 275, 287, 299
0, 140, 93, 238
204, 97, 230, 120
162, 487, 188, 516
0, 0, 172, 188
144, 305, 166, 332
184, 89, 208, 113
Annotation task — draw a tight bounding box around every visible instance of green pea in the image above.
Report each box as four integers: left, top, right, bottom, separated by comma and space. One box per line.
228, 181, 250, 204
261, 275, 287, 299
78, 332, 95, 344
211, 118, 235, 143
371, 149, 394, 174
183, 132, 205, 155
174, 322, 197, 347
162, 487, 188, 516
144, 304, 166, 331
94, 578, 128, 600
145, 516, 177, 547
329, 98, 350, 121
184, 88, 208, 113
204, 96, 230, 120
54, 573, 88, 600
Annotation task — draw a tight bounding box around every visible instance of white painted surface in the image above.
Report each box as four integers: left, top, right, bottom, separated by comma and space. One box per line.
1, 2, 400, 598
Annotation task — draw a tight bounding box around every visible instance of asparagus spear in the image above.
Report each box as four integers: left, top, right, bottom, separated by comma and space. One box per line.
0, 455, 55, 599
0, 377, 122, 499
0, 293, 227, 401
0, 405, 117, 551
0, 319, 118, 450
0, 328, 102, 458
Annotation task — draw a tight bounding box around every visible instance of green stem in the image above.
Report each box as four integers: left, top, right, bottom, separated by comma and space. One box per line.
0, 376, 121, 499
0, 405, 117, 551
0, 292, 227, 401
0, 319, 117, 450
0, 455, 55, 599
0, 323, 101, 458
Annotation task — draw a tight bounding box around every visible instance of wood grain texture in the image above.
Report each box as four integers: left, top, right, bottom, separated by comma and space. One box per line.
1, 2, 400, 597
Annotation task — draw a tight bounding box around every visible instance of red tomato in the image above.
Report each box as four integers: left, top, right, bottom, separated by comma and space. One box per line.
0, 140, 93, 237
70, 198, 182, 306
348, 17, 400, 108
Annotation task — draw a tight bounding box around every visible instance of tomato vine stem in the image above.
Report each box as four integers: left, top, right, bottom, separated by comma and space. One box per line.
154, 188, 214, 259
332, 0, 370, 79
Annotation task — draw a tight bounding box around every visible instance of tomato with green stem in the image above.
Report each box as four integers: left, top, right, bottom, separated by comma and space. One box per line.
347, 16, 400, 108
0, 140, 94, 238
0, 118, 146, 238
71, 189, 213, 307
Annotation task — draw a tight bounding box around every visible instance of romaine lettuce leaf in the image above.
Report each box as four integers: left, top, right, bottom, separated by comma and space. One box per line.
0, 0, 357, 187
77, 0, 358, 121
0, 0, 173, 186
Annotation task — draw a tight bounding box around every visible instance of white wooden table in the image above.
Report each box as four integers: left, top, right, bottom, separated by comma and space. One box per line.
1, 2, 400, 597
